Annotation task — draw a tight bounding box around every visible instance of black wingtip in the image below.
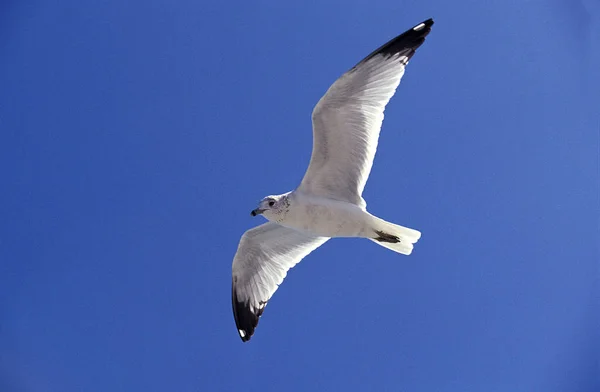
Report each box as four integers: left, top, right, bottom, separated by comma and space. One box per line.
232, 278, 265, 342
380, 17, 434, 56
355, 18, 435, 68
420, 18, 435, 29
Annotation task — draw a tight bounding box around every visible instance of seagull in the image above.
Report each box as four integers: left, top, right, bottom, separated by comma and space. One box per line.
232, 19, 434, 342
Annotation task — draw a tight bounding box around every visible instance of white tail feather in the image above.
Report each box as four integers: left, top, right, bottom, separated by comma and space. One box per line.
368, 216, 421, 255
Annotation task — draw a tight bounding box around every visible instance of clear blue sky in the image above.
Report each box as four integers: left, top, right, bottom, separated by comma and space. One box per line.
1, 1, 598, 391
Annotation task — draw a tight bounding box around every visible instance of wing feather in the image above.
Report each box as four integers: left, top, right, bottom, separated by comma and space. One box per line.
231, 222, 328, 342
298, 19, 434, 206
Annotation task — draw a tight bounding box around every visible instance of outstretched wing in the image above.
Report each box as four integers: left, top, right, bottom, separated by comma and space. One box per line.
297, 19, 434, 207
231, 222, 329, 342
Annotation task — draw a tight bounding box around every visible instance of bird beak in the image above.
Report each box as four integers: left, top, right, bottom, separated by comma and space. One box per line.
250, 208, 265, 217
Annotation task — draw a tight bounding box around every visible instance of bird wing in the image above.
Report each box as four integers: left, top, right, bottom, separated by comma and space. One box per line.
231, 222, 329, 342
297, 19, 434, 207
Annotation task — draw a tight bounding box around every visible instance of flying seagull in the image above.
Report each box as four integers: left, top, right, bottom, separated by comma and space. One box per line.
232, 18, 434, 342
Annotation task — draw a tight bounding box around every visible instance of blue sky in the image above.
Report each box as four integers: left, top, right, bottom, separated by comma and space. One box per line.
1, 1, 598, 391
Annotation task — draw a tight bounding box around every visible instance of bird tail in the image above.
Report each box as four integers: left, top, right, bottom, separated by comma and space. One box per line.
368, 216, 421, 255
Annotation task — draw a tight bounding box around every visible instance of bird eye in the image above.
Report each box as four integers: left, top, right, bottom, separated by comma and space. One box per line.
268, 201, 275, 207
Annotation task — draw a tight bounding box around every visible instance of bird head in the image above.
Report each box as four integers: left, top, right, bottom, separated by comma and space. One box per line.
251, 194, 287, 219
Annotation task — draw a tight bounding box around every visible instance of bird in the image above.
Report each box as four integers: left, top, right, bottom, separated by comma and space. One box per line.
231, 18, 434, 342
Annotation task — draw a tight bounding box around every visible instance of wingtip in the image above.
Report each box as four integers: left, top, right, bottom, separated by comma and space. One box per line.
238, 328, 251, 342
423, 18, 435, 27
232, 297, 258, 342
232, 277, 266, 343
345, 17, 435, 72
411, 18, 434, 33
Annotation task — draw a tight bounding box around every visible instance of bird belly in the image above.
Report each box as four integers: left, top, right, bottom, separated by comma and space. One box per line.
279, 196, 369, 238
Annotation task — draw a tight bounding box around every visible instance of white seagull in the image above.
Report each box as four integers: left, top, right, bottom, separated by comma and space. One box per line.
232, 19, 434, 342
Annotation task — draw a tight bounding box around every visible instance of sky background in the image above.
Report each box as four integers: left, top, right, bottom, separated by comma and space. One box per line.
1, 1, 599, 391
